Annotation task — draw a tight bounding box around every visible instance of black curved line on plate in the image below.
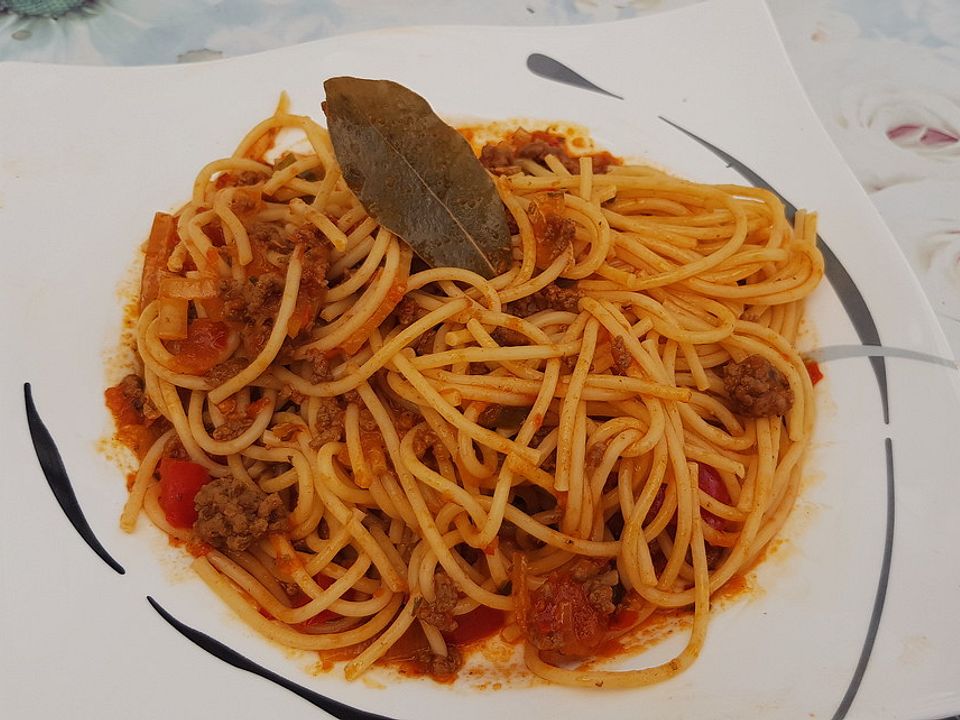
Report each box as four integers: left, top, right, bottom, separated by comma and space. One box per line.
24, 382, 125, 575
147, 597, 399, 720
657, 117, 890, 425
812, 344, 956, 368
526, 53, 623, 100
831, 437, 895, 720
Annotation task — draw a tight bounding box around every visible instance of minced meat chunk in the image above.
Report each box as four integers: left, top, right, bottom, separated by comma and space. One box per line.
223, 273, 284, 322
479, 141, 521, 176
211, 410, 253, 441
417, 573, 459, 632
413, 646, 463, 679
303, 348, 332, 383
611, 336, 632, 375
193, 475, 288, 552
506, 283, 581, 318
116, 373, 159, 420
205, 357, 246, 386
311, 397, 345, 446
723, 354, 793, 418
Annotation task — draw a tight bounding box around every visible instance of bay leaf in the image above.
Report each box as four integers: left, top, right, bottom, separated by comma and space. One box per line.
323, 77, 512, 279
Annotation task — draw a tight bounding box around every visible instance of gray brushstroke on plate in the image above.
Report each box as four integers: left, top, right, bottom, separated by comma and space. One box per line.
831, 438, 896, 720
813, 344, 956, 368
526, 53, 623, 99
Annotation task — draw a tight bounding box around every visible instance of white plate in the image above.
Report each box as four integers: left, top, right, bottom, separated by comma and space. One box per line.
2, 0, 959, 718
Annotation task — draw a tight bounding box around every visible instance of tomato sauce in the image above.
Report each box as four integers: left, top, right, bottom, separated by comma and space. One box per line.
166, 319, 230, 374
804, 359, 824, 385
104, 382, 165, 460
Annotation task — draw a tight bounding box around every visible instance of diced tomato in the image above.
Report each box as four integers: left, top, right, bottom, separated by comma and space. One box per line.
157, 458, 211, 528
698, 464, 731, 532
804, 360, 824, 386
443, 605, 505, 646
166, 319, 230, 374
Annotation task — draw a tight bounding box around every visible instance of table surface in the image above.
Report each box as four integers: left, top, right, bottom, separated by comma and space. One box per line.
3, 0, 959, 356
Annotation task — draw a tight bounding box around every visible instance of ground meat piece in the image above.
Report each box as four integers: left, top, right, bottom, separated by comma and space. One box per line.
221, 273, 285, 355
479, 141, 520, 176
480, 129, 617, 178
303, 348, 332, 383
294, 225, 330, 289
211, 410, 253, 441
116, 373, 159, 420
571, 560, 619, 615
492, 327, 528, 347
205, 357, 247, 386
393, 296, 420, 326
413, 646, 463, 678
611, 336, 632, 376
311, 397, 345, 446
723, 354, 794, 417
222, 273, 284, 322
117, 374, 146, 411
249, 222, 290, 254
585, 582, 616, 616
193, 476, 288, 552
417, 573, 459, 632
506, 283, 582, 318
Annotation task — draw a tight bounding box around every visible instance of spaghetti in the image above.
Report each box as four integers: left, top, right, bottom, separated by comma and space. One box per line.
106, 93, 822, 688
